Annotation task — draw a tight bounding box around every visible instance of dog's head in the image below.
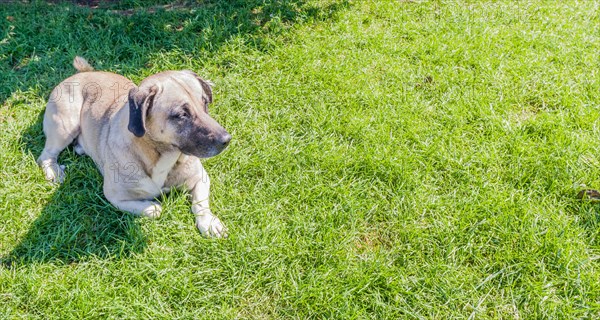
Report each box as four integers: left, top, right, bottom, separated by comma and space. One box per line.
127, 71, 231, 158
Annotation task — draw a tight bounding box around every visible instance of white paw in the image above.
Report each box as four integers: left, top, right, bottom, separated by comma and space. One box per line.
40, 160, 65, 183
74, 143, 86, 155
195, 211, 228, 238
142, 203, 162, 219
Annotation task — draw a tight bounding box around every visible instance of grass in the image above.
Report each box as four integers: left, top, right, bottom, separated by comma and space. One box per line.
1, 0, 600, 318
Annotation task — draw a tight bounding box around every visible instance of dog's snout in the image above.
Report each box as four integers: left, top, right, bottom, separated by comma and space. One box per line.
220, 133, 232, 147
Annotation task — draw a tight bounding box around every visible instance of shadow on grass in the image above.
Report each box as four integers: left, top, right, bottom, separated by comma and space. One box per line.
2, 110, 147, 266
0, 0, 348, 101
1, 0, 348, 265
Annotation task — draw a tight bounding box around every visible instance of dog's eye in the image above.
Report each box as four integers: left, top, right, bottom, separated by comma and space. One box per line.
170, 105, 191, 120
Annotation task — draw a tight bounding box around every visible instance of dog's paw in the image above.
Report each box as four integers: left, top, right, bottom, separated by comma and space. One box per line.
40, 161, 65, 183
142, 203, 162, 219
195, 212, 228, 238
73, 143, 86, 155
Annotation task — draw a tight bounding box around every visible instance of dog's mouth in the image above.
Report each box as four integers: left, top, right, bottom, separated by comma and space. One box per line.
178, 144, 228, 158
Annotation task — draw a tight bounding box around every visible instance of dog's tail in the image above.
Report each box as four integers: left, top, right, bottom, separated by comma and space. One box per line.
73, 56, 94, 72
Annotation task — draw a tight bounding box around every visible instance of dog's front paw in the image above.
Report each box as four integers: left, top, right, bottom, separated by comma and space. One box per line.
142, 203, 162, 219
195, 211, 228, 238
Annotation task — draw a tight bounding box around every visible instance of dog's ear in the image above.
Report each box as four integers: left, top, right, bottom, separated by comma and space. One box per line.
184, 70, 213, 106
128, 85, 157, 137
198, 77, 213, 105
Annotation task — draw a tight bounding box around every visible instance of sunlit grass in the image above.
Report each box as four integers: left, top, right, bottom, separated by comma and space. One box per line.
1, 0, 600, 318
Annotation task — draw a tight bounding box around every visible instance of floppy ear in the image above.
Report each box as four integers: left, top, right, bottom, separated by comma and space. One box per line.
198, 77, 213, 104
128, 85, 157, 137
184, 70, 213, 105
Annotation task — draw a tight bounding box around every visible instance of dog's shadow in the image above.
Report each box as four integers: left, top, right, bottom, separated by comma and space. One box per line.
2, 110, 147, 266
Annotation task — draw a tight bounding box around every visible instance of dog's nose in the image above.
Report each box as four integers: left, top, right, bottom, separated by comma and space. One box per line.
220, 133, 232, 147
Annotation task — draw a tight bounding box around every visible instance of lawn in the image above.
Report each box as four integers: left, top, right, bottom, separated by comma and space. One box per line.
1, 0, 600, 318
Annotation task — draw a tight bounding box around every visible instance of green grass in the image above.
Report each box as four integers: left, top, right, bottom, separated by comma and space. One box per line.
1, 0, 600, 318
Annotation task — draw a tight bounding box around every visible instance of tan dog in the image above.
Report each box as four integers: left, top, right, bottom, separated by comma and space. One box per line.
37, 57, 231, 237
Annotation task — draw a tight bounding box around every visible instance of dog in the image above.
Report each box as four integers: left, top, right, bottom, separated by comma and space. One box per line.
37, 56, 231, 238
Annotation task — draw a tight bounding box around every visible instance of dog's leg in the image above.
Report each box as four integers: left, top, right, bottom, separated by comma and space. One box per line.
37, 101, 79, 183
189, 171, 227, 238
